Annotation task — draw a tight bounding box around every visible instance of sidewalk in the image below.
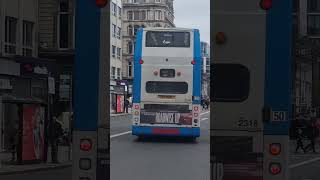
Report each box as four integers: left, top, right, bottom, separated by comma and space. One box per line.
0, 146, 71, 175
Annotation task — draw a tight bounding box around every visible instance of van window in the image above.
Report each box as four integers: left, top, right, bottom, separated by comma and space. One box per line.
211, 63, 250, 102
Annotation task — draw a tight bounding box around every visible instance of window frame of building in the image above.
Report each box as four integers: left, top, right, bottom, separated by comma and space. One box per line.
147, 10, 153, 20
117, 47, 121, 59
117, 27, 121, 39
308, 0, 320, 12
134, 11, 140, 20
117, 68, 121, 80
4, 16, 18, 55
128, 61, 132, 77
128, 11, 133, 20
112, 67, 116, 79
141, 11, 146, 20
112, 45, 116, 57
57, 0, 74, 50
134, 25, 139, 35
112, 2, 117, 16
22, 20, 34, 57
155, 10, 162, 20
155, 0, 161, 3
128, 41, 133, 54
128, 25, 133, 36
112, 24, 117, 37
307, 15, 320, 36
118, 6, 122, 18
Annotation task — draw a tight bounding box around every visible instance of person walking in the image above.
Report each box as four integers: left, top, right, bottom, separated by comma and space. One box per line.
295, 127, 306, 153
50, 116, 63, 163
305, 120, 317, 153
124, 99, 129, 113
9, 130, 18, 162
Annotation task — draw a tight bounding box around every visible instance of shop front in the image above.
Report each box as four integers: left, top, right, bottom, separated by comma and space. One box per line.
110, 81, 126, 114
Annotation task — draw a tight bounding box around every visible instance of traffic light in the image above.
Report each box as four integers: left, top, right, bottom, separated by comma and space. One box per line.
96, 0, 108, 8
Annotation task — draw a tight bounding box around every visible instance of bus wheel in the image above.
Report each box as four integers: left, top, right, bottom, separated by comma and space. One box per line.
137, 136, 145, 141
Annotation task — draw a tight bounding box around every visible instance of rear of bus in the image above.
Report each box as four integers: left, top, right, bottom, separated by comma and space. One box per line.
132, 28, 202, 138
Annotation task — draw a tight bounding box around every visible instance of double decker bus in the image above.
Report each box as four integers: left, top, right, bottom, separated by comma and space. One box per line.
131, 27, 202, 139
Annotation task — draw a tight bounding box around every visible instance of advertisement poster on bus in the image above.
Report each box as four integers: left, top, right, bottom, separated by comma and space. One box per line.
140, 111, 193, 125
22, 105, 45, 161
116, 95, 124, 113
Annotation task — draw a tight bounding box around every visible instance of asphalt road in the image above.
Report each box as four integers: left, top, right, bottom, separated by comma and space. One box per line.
110, 111, 210, 180
1, 111, 320, 180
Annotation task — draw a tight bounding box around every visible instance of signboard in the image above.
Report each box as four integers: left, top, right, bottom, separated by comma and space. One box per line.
271, 111, 287, 122
22, 105, 45, 161
0, 79, 12, 90
59, 75, 71, 101
48, 77, 55, 94
140, 111, 192, 125
116, 95, 124, 113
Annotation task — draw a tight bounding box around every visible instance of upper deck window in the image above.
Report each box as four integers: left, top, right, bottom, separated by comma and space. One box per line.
145, 31, 190, 47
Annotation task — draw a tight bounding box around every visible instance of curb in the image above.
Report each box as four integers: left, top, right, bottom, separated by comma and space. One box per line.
111, 113, 132, 117
0, 163, 72, 176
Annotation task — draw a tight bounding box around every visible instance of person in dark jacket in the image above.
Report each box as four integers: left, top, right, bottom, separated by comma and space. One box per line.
124, 99, 129, 113
305, 120, 317, 153
50, 116, 63, 163
295, 127, 306, 153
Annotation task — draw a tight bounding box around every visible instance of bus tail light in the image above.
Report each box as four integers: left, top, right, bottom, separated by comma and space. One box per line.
269, 163, 281, 175
80, 139, 92, 151
194, 113, 199, 117
134, 104, 140, 109
260, 0, 272, 10
154, 71, 158, 76
96, 0, 108, 8
191, 60, 196, 65
139, 59, 144, 64
177, 72, 181, 76
194, 119, 198, 123
269, 143, 281, 156
194, 106, 199, 111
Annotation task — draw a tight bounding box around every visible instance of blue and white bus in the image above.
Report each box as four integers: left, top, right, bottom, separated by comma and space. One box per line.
131, 27, 202, 139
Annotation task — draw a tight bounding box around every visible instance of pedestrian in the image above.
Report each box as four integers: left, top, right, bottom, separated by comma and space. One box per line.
50, 116, 63, 163
9, 131, 18, 162
305, 120, 317, 153
124, 99, 129, 113
295, 127, 306, 153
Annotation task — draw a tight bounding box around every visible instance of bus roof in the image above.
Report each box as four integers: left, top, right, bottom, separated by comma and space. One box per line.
141, 27, 198, 32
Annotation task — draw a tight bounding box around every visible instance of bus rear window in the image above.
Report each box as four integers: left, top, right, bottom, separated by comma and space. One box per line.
145, 31, 190, 47
211, 64, 250, 102
146, 81, 188, 94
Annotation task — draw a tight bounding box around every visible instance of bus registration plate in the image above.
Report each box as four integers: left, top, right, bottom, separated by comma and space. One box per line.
158, 95, 175, 99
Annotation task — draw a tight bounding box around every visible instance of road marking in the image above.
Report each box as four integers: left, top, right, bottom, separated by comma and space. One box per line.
110, 112, 210, 139
110, 131, 132, 139
201, 111, 210, 115
289, 157, 320, 169
201, 118, 209, 122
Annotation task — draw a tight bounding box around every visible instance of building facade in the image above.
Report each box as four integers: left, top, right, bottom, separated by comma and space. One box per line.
121, 0, 175, 96
201, 41, 210, 99
293, 0, 320, 116
0, 0, 51, 163
110, 0, 126, 114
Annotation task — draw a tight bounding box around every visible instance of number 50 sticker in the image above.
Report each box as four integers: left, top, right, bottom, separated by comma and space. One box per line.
271, 111, 287, 122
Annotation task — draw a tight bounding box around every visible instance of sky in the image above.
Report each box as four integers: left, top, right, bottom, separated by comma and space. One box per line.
173, 0, 210, 44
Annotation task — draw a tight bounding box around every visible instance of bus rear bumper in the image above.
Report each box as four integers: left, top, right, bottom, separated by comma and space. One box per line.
132, 126, 200, 137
